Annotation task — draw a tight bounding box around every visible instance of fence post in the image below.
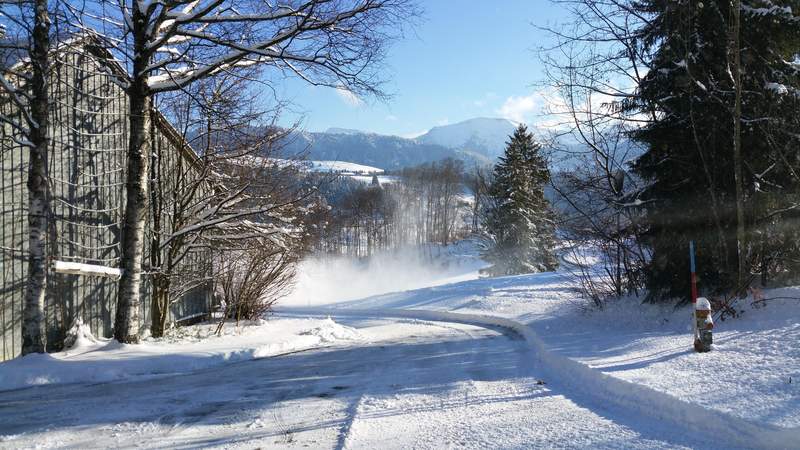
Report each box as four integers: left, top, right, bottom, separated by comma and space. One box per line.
689, 241, 698, 344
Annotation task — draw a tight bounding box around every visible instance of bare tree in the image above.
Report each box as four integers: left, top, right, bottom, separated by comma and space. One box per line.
0, 0, 54, 354
465, 164, 491, 234
537, 0, 653, 302
215, 240, 296, 333
147, 65, 324, 337
66, 0, 416, 342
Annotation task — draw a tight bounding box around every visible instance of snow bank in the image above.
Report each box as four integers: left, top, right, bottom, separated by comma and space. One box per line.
62, 318, 100, 349
0, 317, 362, 392
280, 307, 800, 450
301, 258, 799, 430
300, 317, 364, 343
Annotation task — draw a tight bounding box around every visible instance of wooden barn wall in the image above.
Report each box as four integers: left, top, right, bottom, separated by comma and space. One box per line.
0, 92, 28, 361
0, 46, 212, 361
148, 112, 214, 326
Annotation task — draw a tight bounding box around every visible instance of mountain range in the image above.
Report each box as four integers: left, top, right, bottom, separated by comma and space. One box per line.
278, 117, 519, 171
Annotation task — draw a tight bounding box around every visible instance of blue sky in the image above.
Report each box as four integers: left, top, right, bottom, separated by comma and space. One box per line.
276, 2, 569, 137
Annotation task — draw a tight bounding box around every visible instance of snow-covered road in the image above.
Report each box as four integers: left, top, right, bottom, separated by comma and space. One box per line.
0, 315, 714, 449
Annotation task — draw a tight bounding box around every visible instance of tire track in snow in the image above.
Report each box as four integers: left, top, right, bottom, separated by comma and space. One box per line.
334, 343, 414, 450
277, 307, 800, 450
332, 319, 491, 449
335, 392, 364, 450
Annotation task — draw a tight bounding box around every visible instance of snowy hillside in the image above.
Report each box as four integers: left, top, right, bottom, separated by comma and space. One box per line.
325, 127, 367, 135
267, 118, 527, 171
306, 160, 384, 175
417, 117, 517, 158
277, 128, 489, 170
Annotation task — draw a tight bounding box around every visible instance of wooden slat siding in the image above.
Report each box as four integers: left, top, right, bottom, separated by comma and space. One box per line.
0, 92, 28, 361
0, 42, 214, 361
149, 102, 214, 326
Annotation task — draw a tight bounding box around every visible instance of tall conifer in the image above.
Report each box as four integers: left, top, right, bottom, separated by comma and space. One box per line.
630, 0, 800, 300
484, 125, 558, 275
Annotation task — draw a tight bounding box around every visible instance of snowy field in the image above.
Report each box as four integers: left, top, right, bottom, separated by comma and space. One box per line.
1, 239, 799, 449
305, 160, 383, 175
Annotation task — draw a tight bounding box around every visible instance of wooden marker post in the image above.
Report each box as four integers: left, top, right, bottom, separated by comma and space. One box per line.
689, 241, 698, 343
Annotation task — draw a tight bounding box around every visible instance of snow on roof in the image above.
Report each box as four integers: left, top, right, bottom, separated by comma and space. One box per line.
53, 260, 123, 279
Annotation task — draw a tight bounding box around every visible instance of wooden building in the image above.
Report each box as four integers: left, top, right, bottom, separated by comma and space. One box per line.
1, 40, 213, 361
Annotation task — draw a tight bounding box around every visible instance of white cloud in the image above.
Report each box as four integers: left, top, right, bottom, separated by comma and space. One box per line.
436, 118, 450, 126
385, 114, 398, 121
497, 94, 540, 124
335, 86, 363, 107
496, 89, 573, 130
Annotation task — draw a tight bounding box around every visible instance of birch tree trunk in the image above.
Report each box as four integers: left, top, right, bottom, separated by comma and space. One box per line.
115, 10, 150, 342
149, 134, 165, 337
115, 80, 149, 343
22, 0, 51, 355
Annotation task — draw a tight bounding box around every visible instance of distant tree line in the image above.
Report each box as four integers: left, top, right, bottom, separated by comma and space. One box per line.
313, 158, 474, 257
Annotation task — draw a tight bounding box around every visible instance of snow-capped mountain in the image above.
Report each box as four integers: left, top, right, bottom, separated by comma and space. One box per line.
271, 117, 526, 171
278, 127, 493, 171
325, 127, 366, 136
417, 117, 518, 159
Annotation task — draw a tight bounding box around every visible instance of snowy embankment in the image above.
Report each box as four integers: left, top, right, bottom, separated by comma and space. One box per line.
306, 160, 383, 174
0, 317, 362, 392
279, 238, 800, 449
280, 306, 799, 450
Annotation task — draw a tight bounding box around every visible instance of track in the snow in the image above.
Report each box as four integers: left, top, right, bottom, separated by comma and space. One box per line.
0, 315, 741, 449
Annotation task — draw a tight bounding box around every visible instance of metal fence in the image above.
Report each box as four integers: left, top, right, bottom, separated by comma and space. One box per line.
1, 43, 213, 361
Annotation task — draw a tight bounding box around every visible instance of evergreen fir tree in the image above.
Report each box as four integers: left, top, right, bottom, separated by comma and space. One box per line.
629, 0, 800, 300
483, 125, 558, 275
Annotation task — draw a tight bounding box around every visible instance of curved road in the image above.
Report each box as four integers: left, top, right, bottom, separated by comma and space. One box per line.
0, 315, 722, 449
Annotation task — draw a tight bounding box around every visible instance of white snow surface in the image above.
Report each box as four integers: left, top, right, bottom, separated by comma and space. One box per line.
279, 239, 800, 447
52, 260, 123, 279
0, 317, 703, 449
298, 273, 800, 431
2, 239, 799, 449
0, 317, 362, 392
